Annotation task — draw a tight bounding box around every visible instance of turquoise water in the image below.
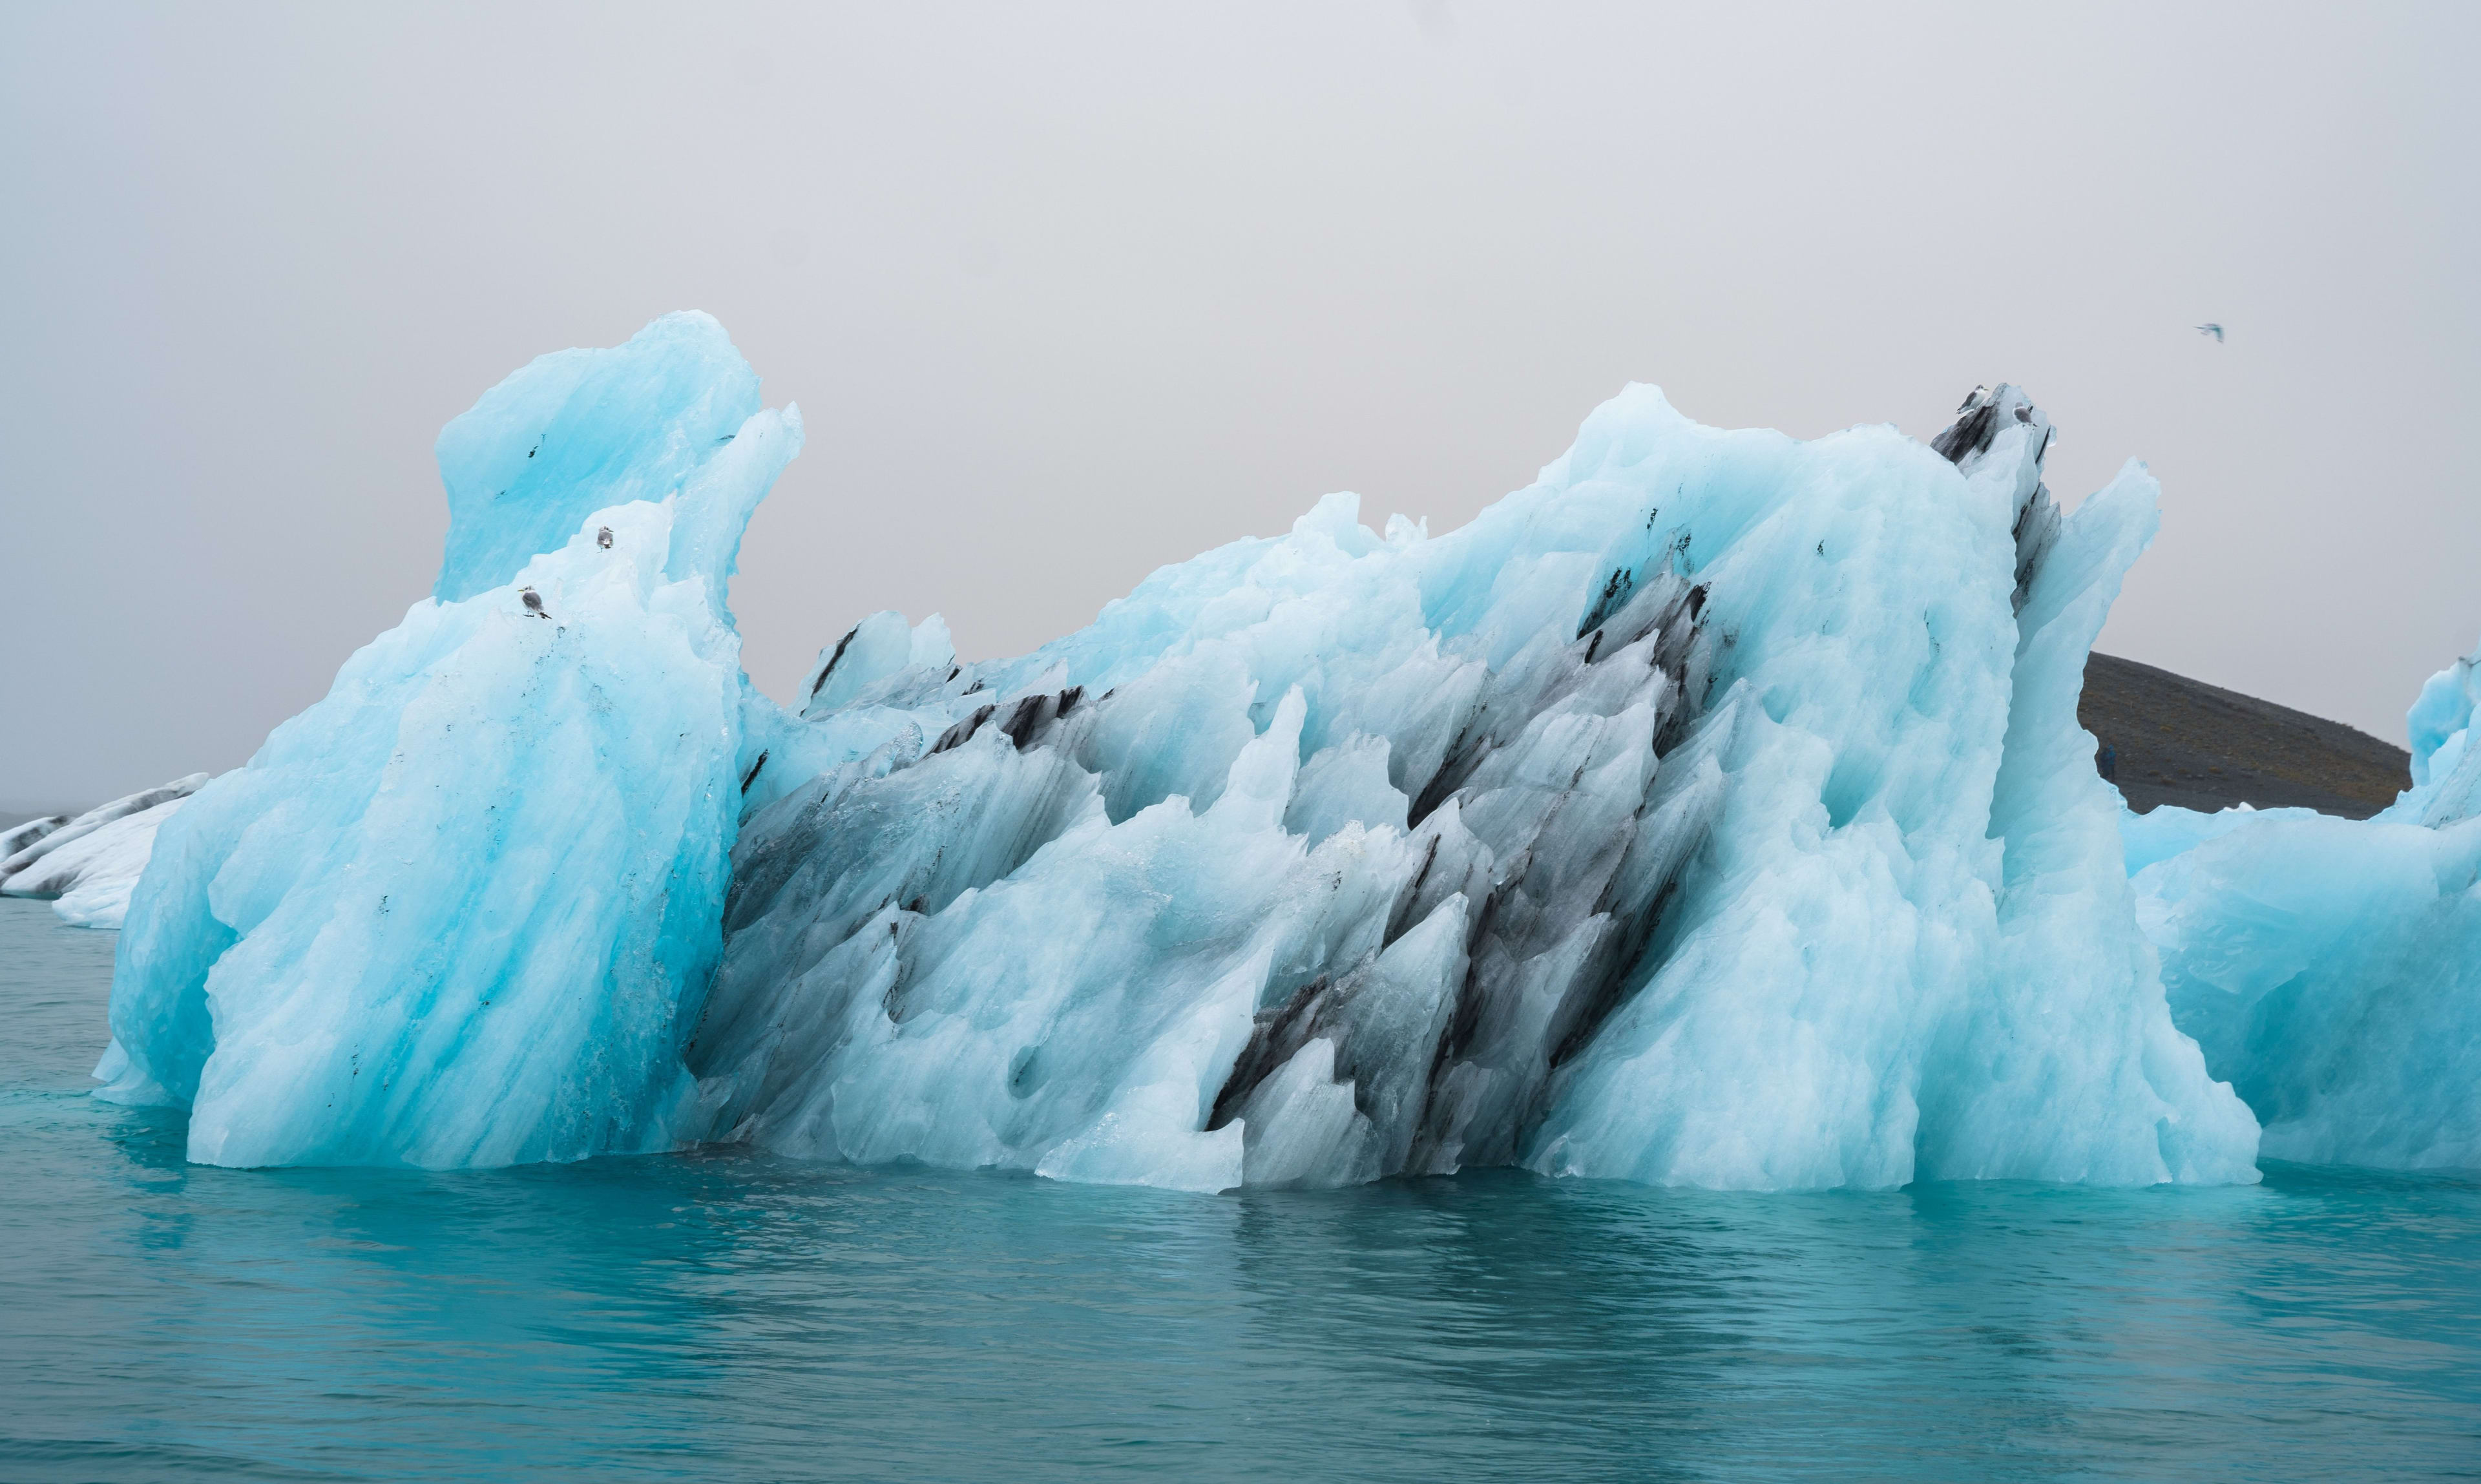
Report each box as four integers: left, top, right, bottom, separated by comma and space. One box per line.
4, 899, 2477, 1481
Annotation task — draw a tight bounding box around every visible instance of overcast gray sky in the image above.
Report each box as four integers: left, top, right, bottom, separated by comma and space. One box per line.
4, 2, 2475, 810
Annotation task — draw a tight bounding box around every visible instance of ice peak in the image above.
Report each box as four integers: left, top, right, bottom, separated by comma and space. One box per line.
433, 312, 766, 603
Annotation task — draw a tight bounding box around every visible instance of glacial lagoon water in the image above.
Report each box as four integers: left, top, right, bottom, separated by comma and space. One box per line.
3, 899, 2476, 1482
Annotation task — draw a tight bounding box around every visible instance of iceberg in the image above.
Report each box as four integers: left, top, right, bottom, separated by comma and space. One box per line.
2131, 643, 2481, 1171
95, 317, 2292, 1189
99, 313, 800, 1169
1, 776, 208, 929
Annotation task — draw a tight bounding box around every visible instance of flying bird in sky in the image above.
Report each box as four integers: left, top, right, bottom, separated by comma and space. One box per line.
2197, 322, 2225, 342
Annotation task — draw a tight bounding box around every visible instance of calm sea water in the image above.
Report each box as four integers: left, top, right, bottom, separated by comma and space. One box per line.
4, 899, 2477, 1482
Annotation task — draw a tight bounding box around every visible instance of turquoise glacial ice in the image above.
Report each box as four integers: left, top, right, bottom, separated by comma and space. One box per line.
98, 313, 799, 1168
112, 315, 2471, 1189
432, 313, 765, 603
2131, 642, 2481, 1171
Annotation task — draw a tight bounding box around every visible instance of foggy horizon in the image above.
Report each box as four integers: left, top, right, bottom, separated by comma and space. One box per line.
6, 2, 2476, 810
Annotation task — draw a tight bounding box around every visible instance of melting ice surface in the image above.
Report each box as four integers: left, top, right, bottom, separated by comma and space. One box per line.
95, 315, 2467, 1191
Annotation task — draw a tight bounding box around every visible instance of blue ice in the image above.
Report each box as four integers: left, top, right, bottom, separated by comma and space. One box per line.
117, 317, 2478, 1189
98, 314, 799, 1168
2130, 642, 2481, 1171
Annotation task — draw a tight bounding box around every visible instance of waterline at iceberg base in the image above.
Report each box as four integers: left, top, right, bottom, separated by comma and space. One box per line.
93, 314, 2469, 1191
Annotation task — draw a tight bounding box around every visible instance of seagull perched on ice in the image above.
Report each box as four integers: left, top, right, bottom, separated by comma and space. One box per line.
520, 586, 547, 618
2197, 322, 2225, 342
596, 526, 612, 550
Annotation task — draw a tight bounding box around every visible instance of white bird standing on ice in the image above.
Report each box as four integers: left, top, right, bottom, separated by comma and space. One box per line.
520, 586, 547, 618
